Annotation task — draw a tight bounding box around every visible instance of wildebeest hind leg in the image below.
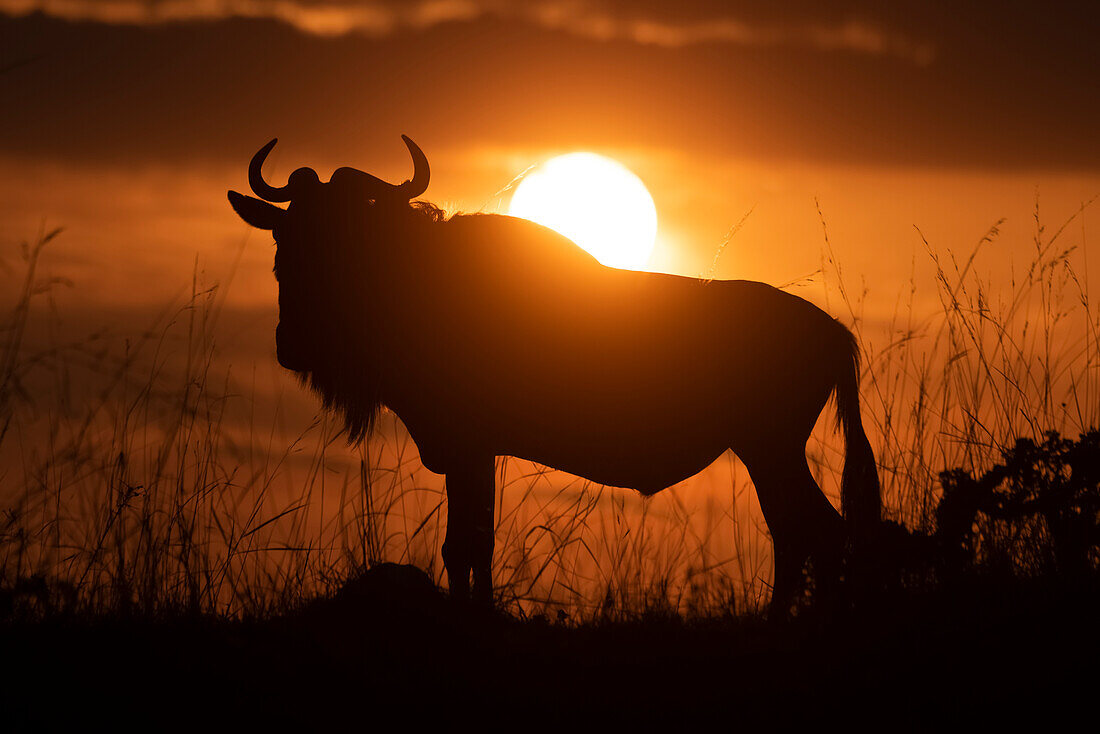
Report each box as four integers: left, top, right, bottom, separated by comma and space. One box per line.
442, 455, 497, 606
741, 445, 844, 618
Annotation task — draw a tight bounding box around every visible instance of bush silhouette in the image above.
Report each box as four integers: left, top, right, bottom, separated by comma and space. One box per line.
938, 430, 1100, 577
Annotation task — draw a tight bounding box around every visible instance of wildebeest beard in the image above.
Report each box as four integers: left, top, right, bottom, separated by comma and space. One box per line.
285, 198, 448, 444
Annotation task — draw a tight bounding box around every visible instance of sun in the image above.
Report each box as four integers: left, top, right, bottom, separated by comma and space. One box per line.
508, 153, 657, 270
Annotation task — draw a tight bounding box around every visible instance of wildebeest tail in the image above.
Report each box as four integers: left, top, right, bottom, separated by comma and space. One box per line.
834, 325, 881, 539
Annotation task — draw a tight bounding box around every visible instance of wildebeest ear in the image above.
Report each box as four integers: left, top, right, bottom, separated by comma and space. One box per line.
228, 190, 285, 230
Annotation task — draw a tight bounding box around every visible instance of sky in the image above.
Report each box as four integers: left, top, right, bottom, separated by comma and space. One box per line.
1, 0, 1098, 377
1, 1, 1096, 164
1, 0, 1098, 607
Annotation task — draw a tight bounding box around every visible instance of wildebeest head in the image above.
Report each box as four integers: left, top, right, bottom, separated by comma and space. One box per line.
228, 136, 432, 439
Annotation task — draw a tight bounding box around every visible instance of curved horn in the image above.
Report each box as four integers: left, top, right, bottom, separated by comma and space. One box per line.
395, 135, 429, 199
248, 139, 292, 202
249, 139, 319, 202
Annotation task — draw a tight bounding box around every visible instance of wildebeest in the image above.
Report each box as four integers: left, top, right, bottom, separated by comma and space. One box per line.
228, 137, 881, 616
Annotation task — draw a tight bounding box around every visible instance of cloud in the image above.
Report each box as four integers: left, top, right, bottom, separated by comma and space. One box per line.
0, 0, 934, 63
0, 0, 479, 34
540, 9, 935, 65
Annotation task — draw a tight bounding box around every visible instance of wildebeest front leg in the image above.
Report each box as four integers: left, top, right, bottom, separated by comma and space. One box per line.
442, 456, 497, 606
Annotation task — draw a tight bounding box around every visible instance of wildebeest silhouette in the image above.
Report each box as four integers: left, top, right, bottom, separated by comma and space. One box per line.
228, 137, 881, 616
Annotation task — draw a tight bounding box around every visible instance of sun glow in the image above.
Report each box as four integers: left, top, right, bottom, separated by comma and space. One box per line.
508, 153, 658, 270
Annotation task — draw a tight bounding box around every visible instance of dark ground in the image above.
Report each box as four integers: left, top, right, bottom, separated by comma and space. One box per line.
2, 564, 1097, 730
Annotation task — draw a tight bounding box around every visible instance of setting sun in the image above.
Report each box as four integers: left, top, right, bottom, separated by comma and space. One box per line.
508, 153, 657, 270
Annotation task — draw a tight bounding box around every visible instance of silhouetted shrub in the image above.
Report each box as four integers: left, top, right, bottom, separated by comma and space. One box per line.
937, 430, 1100, 577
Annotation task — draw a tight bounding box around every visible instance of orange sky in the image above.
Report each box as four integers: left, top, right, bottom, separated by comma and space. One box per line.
1, 2, 1097, 610
0, 3, 1092, 398
0, 1, 1095, 373
0, 5, 1095, 449
1, 3, 1095, 298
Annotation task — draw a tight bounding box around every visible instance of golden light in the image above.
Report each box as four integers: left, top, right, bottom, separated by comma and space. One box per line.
508, 153, 657, 270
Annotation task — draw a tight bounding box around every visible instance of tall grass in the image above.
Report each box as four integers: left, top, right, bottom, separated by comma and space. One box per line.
819, 197, 1099, 535
0, 198, 1096, 620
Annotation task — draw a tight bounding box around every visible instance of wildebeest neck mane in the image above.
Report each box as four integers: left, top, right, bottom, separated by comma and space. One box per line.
292, 198, 448, 444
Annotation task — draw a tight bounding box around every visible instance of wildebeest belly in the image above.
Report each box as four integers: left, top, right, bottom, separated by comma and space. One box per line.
389, 370, 746, 494
505, 433, 731, 495
401, 411, 731, 494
